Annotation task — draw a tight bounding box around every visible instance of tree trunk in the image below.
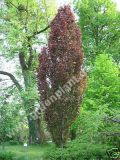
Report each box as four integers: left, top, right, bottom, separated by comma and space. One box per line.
36, 118, 46, 144
19, 53, 46, 144
70, 129, 76, 141
27, 116, 38, 144
27, 116, 46, 144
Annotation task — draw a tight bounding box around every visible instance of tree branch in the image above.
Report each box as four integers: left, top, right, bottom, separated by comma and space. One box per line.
28, 25, 49, 39
0, 71, 22, 92
27, 26, 50, 68
7, 1, 28, 13
8, 1, 18, 10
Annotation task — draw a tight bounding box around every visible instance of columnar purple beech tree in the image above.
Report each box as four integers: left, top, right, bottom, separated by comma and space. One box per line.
37, 6, 87, 147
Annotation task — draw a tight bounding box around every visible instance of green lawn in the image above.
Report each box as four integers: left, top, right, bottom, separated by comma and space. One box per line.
0, 144, 53, 160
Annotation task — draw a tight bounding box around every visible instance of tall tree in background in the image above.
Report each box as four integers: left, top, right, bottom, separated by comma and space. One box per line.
74, 0, 120, 63
73, 54, 120, 147
0, 0, 56, 144
38, 6, 87, 147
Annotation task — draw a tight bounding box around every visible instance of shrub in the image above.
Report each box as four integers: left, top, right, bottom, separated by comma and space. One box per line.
44, 141, 109, 160
0, 151, 14, 160
9, 140, 19, 145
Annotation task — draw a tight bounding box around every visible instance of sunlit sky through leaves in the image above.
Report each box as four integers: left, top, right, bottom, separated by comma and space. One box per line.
57, 0, 120, 11
112, 0, 120, 10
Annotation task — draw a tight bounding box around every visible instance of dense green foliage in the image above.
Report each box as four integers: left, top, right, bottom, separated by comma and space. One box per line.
75, 0, 120, 63
45, 142, 109, 160
0, 151, 14, 160
73, 54, 120, 145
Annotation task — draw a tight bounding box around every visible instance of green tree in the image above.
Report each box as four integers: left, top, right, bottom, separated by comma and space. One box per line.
0, 86, 20, 143
74, 0, 120, 63
72, 54, 120, 146
0, 0, 56, 144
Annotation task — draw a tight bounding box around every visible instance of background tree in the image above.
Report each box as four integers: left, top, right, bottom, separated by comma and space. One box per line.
74, 0, 120, 64
38, 6, 87, 147
0, 0, 56, 144
72, 54, 120, 147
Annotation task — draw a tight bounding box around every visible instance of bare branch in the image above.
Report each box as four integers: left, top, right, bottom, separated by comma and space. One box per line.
7, 1, 28, 13
7, 1, 18, 10
0, 71, 22, 92
27, 26, 50, 68
28, 26, 49, 39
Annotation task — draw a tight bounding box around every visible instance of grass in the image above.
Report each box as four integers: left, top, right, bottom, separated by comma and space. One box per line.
0, 143, 54, 160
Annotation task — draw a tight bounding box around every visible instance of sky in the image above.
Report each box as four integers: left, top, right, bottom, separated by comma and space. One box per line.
57, 0, 73, 7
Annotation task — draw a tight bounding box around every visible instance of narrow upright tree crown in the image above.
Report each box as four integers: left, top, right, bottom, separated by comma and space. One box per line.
37, 6, 86, 147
